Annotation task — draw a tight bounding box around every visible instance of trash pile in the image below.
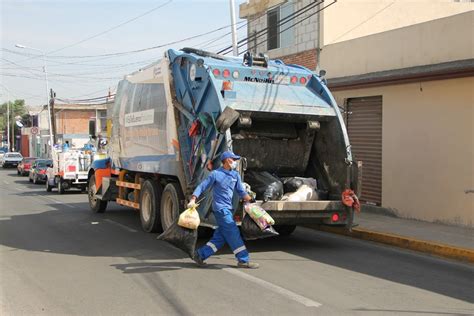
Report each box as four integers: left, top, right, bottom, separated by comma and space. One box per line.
241, 203, 278, 240
245, 171, 324, 203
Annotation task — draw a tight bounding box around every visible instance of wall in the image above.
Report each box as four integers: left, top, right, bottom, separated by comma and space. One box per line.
332, 77, 474, 227
320, 11, 474, 78
56, 110, 94, 135
243, 0, 319, 67
320, 0, 473, 46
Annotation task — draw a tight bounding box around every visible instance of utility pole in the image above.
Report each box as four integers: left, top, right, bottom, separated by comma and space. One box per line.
50, 89, 56, 144
229, 0, 239, 56
15, 44, 54, 157
6, 99, 10, 152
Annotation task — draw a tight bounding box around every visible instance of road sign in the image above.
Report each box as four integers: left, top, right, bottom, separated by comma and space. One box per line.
31, 127, 39, 135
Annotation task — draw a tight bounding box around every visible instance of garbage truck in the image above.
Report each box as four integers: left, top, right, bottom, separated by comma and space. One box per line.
87, 48, 361, 235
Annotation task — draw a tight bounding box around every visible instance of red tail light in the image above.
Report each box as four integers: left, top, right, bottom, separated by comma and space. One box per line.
68, 165, 76, 172
331, 213, 340, 222
299, 77, 307, 85
222, 69, 231, 78
222, 81, 233, 91
212, 69, 220, 77
290, 76, 298, 84
39, 169, 46, 175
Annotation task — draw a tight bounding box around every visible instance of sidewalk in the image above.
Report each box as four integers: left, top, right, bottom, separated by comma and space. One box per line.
314, 210, 474, 263
354, 212, 474, 250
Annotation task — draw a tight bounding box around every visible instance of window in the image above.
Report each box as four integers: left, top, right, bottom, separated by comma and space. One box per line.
267, 7, 280, 50
266, 1, 294, 51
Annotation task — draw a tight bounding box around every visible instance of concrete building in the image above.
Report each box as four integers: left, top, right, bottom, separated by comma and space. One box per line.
240, 0, 320, 70
239, 1, 474, 227
53, 103, 108, 149
28, 103, 108, 158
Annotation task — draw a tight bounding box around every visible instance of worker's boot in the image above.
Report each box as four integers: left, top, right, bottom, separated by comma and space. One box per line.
191, 251, 207, 267
237, 261, 259, 269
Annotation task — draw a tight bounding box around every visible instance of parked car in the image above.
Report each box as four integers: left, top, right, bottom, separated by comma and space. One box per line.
1, 152, 23, 168
29, 159, 52, 184
17, 157, 37, 176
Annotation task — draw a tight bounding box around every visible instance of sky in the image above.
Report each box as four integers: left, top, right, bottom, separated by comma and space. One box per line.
0, 0, 248, 107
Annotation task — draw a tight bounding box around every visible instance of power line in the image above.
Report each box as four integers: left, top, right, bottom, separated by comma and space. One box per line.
217, 0, 323, 55
244, 1, 336, 56
48, 0, 173, 55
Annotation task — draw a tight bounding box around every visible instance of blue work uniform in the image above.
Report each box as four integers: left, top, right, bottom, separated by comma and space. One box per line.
193, 167, 249, 263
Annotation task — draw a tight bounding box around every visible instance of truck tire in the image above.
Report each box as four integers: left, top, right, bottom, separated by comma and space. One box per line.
274, 225, 297, 236
140, 180, 163, 233
45, 177, 52, 192
58, 179, 65, 194
88, 174, 107, 213
160, 182, 184, 232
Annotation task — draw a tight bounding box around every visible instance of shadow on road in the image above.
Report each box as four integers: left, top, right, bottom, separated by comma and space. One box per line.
0, 200, 473, 304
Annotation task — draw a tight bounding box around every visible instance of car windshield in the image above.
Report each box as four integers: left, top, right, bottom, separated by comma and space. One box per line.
36, 160, 51, 168
25, 158, 36, 163
6, 153, 22, 158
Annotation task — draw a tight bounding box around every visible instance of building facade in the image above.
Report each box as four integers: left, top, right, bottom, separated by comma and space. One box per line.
239, 1, 474, 227
240, 0, 320, 70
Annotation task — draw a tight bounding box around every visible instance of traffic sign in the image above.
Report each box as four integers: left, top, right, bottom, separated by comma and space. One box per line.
31, 127, 39, 135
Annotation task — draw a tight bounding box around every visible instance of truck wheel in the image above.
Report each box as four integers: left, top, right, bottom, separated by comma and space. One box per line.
45, 177, 52, 192
140, 180, 163, 233
160, 182, 184, 232
88, 174, 107, 213
58, 179, 65, 194
274, 225, 297, 236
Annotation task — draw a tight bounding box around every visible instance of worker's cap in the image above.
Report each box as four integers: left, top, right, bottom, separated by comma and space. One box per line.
220, 151, 241, 161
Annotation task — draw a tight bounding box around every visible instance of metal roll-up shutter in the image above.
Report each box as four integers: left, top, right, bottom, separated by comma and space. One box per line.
346, 96, 382, 205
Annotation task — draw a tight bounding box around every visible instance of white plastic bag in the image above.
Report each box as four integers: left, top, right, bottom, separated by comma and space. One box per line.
281, 184, 318, 202
178, 206, 200, 230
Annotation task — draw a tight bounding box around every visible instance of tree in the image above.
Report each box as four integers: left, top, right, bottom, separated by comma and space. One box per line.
0, 99, 29, 146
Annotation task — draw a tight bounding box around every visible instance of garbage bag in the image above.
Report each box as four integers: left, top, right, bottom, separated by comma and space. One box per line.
281, 184, 318, 202
245, 171, 283, 202
244, 203, 275, 229
241, 215, 279, 240
157, 222, 197, 257
178, 206, 200, 230
282, 177, 317, 193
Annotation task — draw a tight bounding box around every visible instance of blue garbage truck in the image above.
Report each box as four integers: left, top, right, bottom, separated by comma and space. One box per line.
88, 48, 361, 235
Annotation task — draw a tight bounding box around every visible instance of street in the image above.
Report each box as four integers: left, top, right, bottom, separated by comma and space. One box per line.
0, 169, 472, 315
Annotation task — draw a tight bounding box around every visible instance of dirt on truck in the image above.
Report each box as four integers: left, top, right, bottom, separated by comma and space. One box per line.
87, 47, 361, 236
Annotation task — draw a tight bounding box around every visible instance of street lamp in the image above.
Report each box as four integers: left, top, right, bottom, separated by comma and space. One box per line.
15, 44, 54, 158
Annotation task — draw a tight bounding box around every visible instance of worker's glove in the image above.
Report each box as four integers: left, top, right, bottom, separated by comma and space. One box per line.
187, 198, 197, 209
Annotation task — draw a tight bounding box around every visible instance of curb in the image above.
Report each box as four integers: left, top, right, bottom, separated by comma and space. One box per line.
313, 225, 474, 264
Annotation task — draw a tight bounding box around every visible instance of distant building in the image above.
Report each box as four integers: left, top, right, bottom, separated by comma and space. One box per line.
28, 103, 109, 158
53, 103, 108, 149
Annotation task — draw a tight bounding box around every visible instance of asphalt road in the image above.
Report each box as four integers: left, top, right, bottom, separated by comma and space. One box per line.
0, 169, 473, 316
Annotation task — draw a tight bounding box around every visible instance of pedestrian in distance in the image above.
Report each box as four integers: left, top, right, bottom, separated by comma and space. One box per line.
188, 150, 259, 269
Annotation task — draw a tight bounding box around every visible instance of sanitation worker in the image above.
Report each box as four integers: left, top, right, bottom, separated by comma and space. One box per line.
188, 150, 259, 269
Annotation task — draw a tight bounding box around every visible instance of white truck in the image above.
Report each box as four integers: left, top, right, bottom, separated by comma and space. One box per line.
46, 148, 92, 194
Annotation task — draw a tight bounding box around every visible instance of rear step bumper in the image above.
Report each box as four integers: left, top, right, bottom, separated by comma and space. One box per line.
254, 200, 352, 225
257, 200, 345, 212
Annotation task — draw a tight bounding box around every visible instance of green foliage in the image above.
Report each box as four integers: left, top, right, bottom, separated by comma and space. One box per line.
0, 99, 28, 134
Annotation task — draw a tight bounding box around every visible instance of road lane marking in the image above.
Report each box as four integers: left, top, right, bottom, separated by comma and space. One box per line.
222, 267, 322, 308
3, 180, 9, 185
104, 219, 138, 233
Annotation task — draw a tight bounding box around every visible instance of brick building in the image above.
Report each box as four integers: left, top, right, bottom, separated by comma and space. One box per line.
53, 103, 108, 148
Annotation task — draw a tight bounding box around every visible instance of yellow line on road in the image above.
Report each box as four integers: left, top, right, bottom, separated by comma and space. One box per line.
315, 226, 474, 264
